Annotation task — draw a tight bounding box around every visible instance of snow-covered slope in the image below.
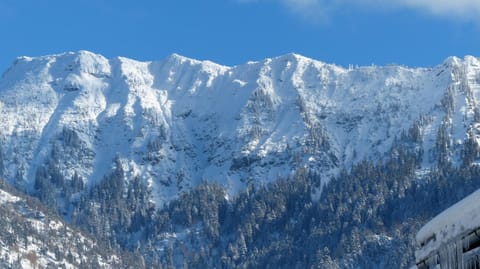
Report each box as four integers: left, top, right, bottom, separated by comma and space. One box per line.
0, 182, 143, 268
1, 51, 480, 204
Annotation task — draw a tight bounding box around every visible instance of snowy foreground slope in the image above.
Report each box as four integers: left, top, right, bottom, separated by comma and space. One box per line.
0, 181, 142, 268
1, 51, 480, 204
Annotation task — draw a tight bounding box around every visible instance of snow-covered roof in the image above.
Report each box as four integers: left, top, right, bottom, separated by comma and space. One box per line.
416, 188, 480, 261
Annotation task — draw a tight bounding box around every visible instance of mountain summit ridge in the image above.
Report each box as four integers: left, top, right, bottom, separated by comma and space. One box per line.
5, 50, 480, 75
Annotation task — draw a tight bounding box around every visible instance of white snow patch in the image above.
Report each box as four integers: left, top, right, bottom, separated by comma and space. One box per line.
0, 189, 20, 204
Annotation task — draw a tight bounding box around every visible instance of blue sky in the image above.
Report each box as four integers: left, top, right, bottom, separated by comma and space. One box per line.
1, 0, 480, 72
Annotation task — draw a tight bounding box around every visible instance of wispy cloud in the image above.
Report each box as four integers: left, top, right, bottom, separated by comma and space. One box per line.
237, 0, 480, 23
393, 0, 480, 19
280, 0, 332, 24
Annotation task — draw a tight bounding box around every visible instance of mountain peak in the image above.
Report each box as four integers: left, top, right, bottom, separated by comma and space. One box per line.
275, 52, 312, 62
64, 50, 110, 76
166, 52, 193, 63
157, 53, 229, 75
2, 50, 110, 81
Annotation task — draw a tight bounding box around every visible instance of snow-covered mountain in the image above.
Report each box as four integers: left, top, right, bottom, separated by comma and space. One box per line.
1, 50, 480, 205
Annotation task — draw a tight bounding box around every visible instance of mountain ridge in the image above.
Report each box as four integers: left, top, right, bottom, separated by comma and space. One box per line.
1, 50, 479, 205
4, 50, 476, 77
